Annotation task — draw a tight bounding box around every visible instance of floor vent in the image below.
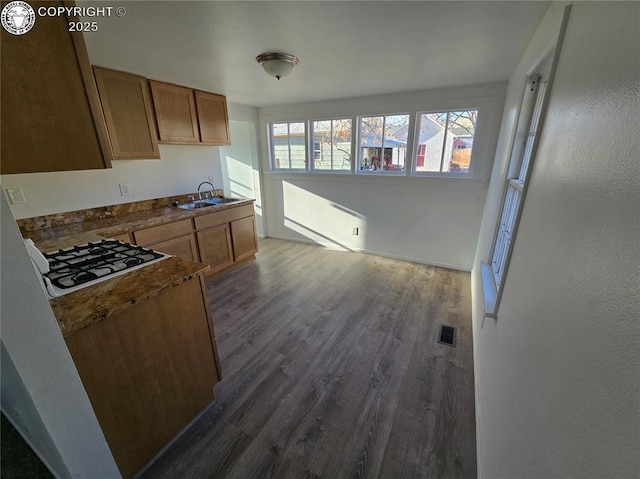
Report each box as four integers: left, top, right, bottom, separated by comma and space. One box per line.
438, 325, 457, 347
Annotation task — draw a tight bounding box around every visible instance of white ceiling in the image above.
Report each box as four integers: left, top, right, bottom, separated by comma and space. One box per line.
79, 1, 550, 107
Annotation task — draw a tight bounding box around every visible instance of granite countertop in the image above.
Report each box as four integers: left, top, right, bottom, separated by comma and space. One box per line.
25, 198, 255, 252
51, 257, 208, 337
24, 198, 255, 336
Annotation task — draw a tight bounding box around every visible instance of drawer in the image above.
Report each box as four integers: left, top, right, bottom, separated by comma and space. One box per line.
133, 219, 193, 246
108, 232, 131, 243
194, 204, 254, 230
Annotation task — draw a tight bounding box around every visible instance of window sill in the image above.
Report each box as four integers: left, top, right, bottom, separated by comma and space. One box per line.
480, 261, 498, 319
356, 170, 406, 176
309, 169, 353, 175
412, 171, 473, 179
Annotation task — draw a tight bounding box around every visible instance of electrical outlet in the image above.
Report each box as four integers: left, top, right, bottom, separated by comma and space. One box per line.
352, 227, 359, 236
119, 183, 131, 196
6, 187, 26, 204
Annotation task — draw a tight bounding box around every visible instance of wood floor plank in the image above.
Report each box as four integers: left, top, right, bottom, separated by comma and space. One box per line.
140, 238, 476, 479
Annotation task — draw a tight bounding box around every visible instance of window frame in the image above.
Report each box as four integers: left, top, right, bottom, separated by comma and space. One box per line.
356, 113, 411, 176
481, 43, 564, 319
309, 117, 355, 174
410, 109, 480, 178
269, 121, 307, 171
262, 95, 501, 180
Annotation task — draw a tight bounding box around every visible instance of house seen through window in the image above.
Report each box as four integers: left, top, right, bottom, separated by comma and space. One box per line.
312, 119, 352, 171
413, 110, 478, 174
271, 122, 306, 170
359, 114, 409, 172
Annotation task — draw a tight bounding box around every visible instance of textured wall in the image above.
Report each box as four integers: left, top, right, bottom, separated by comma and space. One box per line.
472, 2, 640, 477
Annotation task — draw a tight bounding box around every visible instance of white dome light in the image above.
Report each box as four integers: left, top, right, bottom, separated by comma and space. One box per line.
256, 53, 299, 80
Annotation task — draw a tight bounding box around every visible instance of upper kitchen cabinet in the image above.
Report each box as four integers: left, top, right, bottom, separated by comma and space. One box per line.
149, 80, 230, 146
195, 91, 230, 145
93, 67, 160, 159
0, 0, 111, 174
149, 80, 200, 144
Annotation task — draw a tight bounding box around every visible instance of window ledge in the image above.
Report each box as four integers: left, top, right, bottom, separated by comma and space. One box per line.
480, 261, 498, 319
412, 172, 473, 179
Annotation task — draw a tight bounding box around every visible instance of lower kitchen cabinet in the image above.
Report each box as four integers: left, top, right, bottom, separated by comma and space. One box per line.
127, 202, 257, 276
109, 232, 131, 243
196, 223, 234, 274
231, 215, 258, 262
133, 219, 199, 262
64, 277, 220, 478
193, 203, 258, 276
145, 234, 199, 262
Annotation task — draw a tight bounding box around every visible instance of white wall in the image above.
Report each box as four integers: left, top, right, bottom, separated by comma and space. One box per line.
258, 83, 505, 271
220, 120, 265, 237
0, 194, 121, 478
471, 2, 640, 477
1, 102, 259, 220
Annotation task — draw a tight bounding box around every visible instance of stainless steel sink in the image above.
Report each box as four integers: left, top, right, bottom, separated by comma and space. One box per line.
175, 197, 241, 210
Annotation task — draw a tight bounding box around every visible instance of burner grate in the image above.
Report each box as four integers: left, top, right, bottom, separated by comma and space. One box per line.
43, 240, 165, 290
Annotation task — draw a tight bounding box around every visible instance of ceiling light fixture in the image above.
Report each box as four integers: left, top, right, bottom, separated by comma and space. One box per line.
256, 52, 299, 80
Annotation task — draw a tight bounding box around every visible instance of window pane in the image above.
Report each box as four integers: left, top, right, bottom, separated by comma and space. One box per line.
331, 119, 352, 171
492, 184, 521, 288
383, 114, 409, 171
272, 122, 306, 170
414, 113, 447, 172
312, 119, 352, 171
518, 81, 546, 181
448, 110, 476, 173
414, 110, 477, 173
359, 114, 408, 172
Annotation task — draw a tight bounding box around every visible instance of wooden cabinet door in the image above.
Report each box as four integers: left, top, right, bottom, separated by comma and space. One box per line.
148, 234, 199, 262
231, 216, 258, 262
195, 91, 230, 145
94, 67, 160, 159
65, 278, 219, 478
133, 219, 193, 246
149, 80, 199, 143
109, 233, 131, 243
197, 224, 234, 275
0, 1, 110, 174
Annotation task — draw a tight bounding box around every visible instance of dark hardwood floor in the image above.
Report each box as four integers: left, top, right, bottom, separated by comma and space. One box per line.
141, 238, 476, 479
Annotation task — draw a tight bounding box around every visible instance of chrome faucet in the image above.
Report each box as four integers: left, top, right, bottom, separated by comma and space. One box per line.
197, 181, 215, 200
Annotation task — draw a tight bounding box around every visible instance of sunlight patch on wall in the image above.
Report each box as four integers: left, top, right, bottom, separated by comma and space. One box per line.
222, 154, 262, 228
223, 156, 253, 199
282, 181, 366, 250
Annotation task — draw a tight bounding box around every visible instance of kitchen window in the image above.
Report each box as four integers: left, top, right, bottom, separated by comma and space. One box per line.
311, 119, 352, 172
271, 122, 306, 170
358, 114, 409, 173
412, 110, 478, 175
